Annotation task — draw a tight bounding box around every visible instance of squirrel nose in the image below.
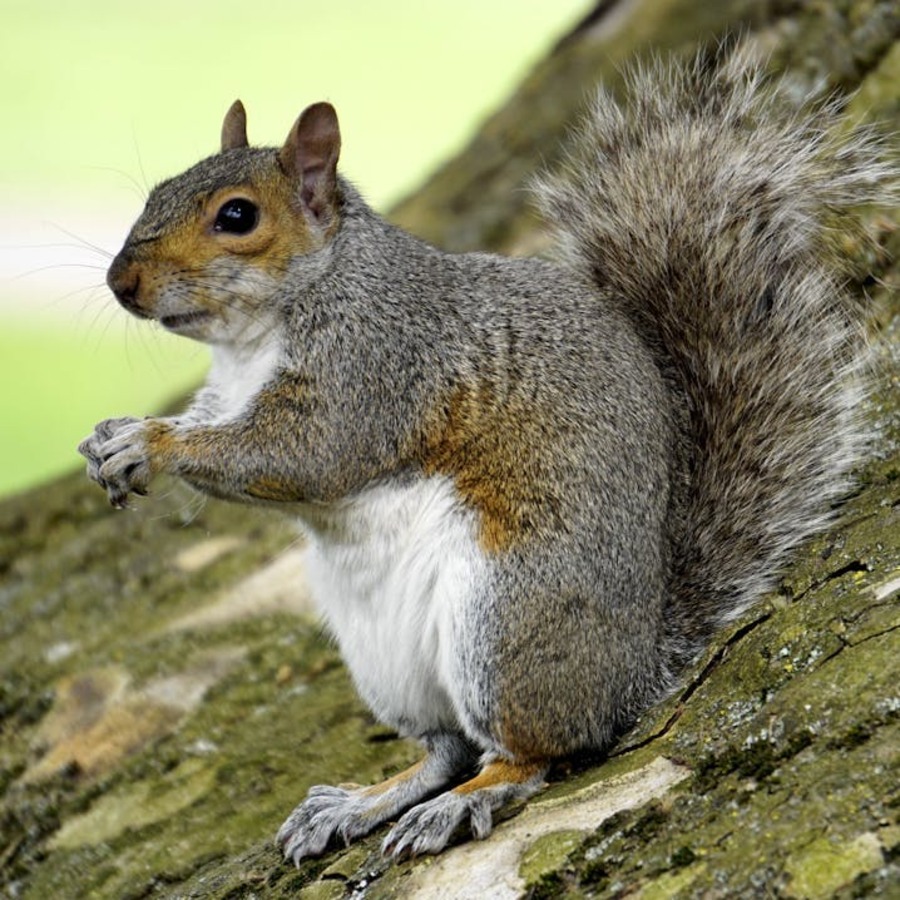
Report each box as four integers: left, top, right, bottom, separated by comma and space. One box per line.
107, 254, 148, 317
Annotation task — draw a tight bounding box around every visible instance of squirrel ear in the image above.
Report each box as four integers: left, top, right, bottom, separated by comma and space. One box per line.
279, 102, 341, 223
221, 100, 248, 151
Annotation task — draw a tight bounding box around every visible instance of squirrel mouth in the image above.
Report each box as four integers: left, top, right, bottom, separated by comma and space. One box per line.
160, 311, 211, 332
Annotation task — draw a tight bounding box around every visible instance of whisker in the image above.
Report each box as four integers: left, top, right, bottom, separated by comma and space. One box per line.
131, 130, 152, 198
173, 275, 282, 327
3, 240, 111, 256
46, 223, 117, 260
176, 488, 209, 526
91, 304, 118, 340
47, 283, 110, 320
84, 165, 149, 203
91, 306, 123, 354
133, 317, 170, 378
144, 480, 208, 525
9, 263, 109, 281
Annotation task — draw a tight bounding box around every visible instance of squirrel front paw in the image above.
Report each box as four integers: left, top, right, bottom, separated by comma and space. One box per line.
78, 417, 152, 508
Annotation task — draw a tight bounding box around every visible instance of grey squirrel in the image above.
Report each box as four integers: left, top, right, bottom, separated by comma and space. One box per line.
78, 50, 892, 863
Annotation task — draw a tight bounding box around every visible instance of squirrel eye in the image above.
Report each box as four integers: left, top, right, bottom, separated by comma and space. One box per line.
213, 198, 259, 235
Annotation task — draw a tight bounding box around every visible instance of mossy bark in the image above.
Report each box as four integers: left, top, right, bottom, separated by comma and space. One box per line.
2, 1, 899, 898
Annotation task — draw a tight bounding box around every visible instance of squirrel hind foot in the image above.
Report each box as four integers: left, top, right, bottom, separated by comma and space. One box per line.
277, 783, 396, 864
382, 759, 547, 860
276, 735, 476, 865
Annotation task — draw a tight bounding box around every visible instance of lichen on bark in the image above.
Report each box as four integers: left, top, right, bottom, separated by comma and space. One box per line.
1, 1, 899, 898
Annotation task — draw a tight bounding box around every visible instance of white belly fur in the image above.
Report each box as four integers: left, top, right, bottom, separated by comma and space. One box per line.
297, 476, 486, 736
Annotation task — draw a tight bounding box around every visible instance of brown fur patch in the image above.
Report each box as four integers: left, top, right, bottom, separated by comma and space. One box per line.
498, 705, 568, 759
154, 180, 319, 281
452, 759, 545, 795
245, 477, 302, 502
419, 385, 550, 554
144, 420, 177, 472
360, 759, 425, 798
125, 174, 337, 320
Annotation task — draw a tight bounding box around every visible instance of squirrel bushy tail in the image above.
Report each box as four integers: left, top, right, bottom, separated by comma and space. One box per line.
536, 50, 893, 662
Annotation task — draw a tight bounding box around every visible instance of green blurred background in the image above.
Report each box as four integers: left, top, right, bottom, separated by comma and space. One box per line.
0, 0, 588, 498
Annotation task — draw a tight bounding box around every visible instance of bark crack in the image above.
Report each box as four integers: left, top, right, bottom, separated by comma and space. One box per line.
614, 611, 773, 755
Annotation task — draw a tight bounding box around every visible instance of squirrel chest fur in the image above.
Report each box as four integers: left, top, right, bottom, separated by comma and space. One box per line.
79, 51, 891, 863
301, 477, 483, 736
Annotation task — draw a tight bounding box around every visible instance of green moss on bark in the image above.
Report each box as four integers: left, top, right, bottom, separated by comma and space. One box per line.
2, 2, 898, 897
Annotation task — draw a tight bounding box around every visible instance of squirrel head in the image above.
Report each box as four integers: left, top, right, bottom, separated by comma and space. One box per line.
106, 100, 342, 343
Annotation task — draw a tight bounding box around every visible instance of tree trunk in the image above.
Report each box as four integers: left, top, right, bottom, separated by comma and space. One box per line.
2, 2, 898, 898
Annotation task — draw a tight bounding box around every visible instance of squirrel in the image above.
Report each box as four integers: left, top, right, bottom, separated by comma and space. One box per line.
79, 49, 892, 864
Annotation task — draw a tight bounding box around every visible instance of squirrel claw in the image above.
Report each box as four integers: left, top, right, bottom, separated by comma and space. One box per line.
276, 784, 402, 865
80, 416, 151, 505
381, 791, 489, 860
108, 490, 131, 509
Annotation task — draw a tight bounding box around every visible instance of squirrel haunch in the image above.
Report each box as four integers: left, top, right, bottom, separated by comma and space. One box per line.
80, 49, 894, 863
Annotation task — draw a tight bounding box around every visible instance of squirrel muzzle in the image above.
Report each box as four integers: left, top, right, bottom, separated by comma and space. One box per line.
107, 252, 151, 320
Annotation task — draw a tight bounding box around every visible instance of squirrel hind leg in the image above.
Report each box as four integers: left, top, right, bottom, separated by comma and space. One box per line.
382, 758, 548, 860
276, 733, 476, 865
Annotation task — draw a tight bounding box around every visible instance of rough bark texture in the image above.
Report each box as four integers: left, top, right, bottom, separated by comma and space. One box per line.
2, 2, 899, 898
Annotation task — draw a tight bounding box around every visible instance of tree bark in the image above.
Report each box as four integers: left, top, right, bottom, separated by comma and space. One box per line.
2, 2, 898, 898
